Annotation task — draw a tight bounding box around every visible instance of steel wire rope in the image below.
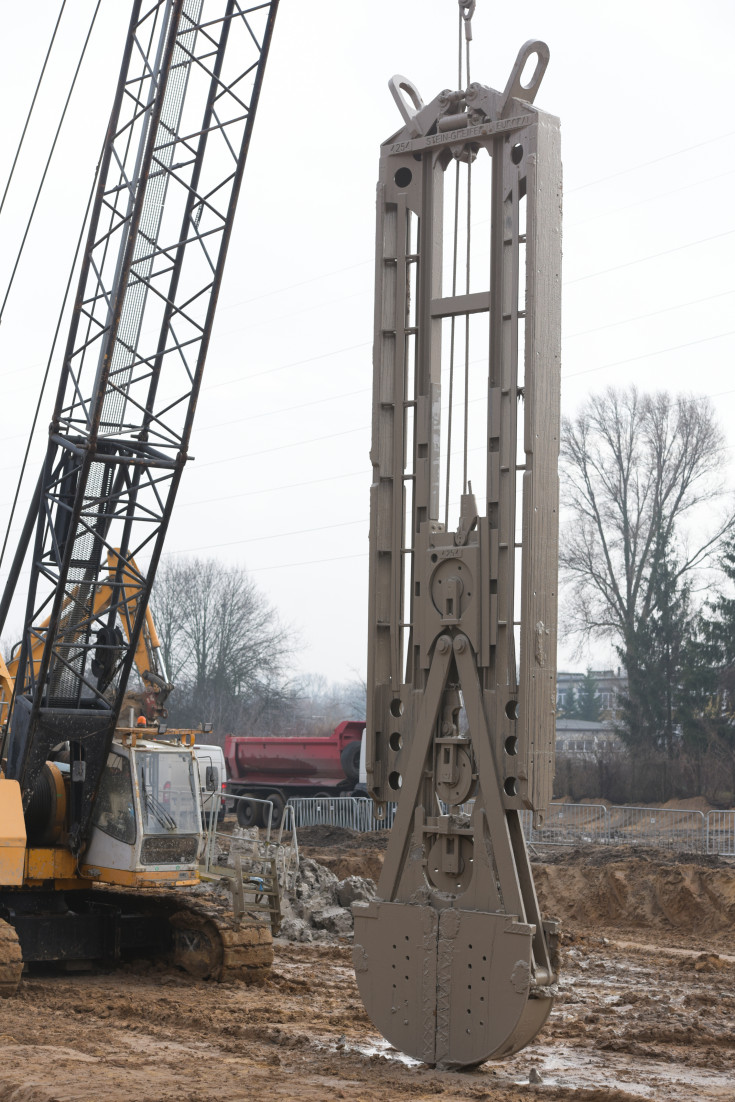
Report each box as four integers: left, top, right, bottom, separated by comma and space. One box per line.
0, 2, 104, 578
0, 0, 102, 328
443, 1, 473, 527
0, 165, 105, 573
445, 162, 461, 527
463, 154, 472, 494
0, 0, 67, 224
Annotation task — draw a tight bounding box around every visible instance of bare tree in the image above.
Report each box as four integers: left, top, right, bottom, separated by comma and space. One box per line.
560, 387, 735, 745
151, 556, 295, 735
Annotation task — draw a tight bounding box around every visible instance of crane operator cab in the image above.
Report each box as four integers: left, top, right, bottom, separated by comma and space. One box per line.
11, 730, 205, 890
82, 734, 204, 885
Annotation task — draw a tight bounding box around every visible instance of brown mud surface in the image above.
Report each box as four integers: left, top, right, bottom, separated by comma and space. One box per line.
1, 829, 733, 1101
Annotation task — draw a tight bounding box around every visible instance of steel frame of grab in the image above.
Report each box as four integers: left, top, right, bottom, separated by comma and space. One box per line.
1, 0, 279, 852
354, 42, 562, 1068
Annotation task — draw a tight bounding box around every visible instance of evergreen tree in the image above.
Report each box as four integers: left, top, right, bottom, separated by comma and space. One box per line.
677, 535, 735, 794
558, 684, 577, 718
617, 539, 692, 756
569, 669, 602, 722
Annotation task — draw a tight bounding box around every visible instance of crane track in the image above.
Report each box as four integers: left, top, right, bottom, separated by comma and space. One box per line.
165, 892, 274, 983
0, 918, 22, 998
96, 886, 274, 983
0, 888, 273, 995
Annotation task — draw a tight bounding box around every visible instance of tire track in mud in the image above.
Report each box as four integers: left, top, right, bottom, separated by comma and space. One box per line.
0, 934, 733, 1101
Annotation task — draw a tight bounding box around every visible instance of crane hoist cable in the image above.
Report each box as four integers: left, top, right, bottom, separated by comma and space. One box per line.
0, 162, 103, 579
0, 1, 101, 329
0, 3, 106, 581
0, 0, 66, 223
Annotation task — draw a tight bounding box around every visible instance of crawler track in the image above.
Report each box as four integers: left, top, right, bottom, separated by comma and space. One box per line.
166, 892, 274, 982
1, 885, 273, 994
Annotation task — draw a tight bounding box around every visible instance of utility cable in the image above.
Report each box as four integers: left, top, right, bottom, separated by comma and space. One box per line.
566, 130, 735, 194
0, 96, 104, 573
0, 0, 101, 328
564, 330, 735, 381
565, 229, 735, 286
0, 0, 67, 223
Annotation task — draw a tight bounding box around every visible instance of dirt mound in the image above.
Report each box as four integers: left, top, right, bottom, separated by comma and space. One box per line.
297, 826, 386, 882
297, 832, 735, 950
279, 857, 376, 943
536, 855, 735, 948
661, 795, 714, 813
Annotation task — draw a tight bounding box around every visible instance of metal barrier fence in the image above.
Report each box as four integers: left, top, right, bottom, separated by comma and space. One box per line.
607, 806, 706, 853
286, 796, 396, 832
707, 810, 735, 856
285, 796, 735, 855
521, 803, 609, 847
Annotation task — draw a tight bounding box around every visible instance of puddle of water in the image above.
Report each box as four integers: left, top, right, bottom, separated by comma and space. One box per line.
348, 1038, 423, 1067
504, 1043, 734, 1101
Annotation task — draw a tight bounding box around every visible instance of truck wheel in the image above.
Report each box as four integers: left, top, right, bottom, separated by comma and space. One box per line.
236, 796, 261, 829
265, 792, 285, 830
340, 741, 361, 783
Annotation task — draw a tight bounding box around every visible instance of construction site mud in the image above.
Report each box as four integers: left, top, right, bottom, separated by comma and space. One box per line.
0, 831, 733, 1102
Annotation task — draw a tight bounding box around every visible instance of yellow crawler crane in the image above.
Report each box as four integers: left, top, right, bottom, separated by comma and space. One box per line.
0, 554, 272, 996
0, 0, 278, 994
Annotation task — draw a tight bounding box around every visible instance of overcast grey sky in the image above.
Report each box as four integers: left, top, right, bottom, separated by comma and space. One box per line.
0, 1, 733, 685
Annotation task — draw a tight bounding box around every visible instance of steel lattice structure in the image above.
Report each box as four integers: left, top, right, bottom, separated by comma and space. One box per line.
2, 0, 278, 850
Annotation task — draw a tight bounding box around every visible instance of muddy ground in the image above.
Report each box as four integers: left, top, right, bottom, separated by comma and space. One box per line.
1, 830, 734, 1102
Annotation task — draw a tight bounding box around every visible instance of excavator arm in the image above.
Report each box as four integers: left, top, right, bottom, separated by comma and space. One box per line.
2, 552, 172, 729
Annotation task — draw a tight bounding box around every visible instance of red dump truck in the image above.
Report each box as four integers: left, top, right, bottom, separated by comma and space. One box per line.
224, 720, 366, 828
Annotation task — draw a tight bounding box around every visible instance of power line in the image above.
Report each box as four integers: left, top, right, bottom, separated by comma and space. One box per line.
246, 552, 368, 574
202, 340, 371, 393
564, 330, 735, 381
214, 259, 372, 315
162, 518, 366, 556
566, 168, 735, 230
565, 130, 735, 194
195, 425, 368, 469
176, 468, 366, 509
564, 229, 735, 286
194, 387, 369, 433
564, 290, 735, 340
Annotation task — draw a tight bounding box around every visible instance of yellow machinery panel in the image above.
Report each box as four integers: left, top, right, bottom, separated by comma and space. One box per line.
25, 847, 77, 883
0, 779, 27, 886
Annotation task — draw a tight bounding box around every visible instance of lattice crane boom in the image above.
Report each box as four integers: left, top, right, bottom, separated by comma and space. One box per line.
1, 0, 279, 853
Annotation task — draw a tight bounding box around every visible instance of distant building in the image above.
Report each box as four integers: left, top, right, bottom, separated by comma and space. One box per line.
556, 667, 628, 721
555, 717, 624, 757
